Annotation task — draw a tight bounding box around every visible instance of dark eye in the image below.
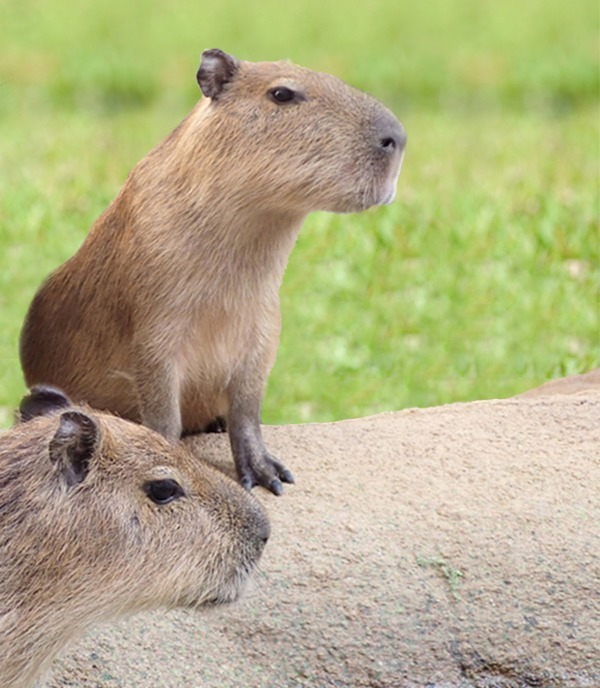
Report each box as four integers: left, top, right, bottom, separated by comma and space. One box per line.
144, 479, 184, 505
269, 86, 296, 104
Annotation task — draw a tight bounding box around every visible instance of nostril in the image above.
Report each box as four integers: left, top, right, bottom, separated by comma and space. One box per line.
376, 118, 407, 155
380, 136, 397, 151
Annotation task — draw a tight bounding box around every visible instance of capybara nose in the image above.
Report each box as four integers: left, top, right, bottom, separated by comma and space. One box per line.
246, 494, 271, 547
247, 501, 270, 547
258, 509, 271, 546
378, 119, 407, 155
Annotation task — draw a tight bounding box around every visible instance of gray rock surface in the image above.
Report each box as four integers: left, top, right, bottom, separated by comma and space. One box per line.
49, 392, 600, 687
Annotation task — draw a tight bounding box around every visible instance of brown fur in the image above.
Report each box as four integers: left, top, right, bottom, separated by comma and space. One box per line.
0, 387, 269, 688
20, 49, 406, 494
515, 368, 600, 397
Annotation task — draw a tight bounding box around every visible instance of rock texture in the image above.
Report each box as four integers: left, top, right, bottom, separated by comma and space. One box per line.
48, 385, 600, 687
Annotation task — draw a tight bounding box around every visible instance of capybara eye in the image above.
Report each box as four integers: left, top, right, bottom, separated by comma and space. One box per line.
144, 479, 184, 505
269, 87, 296, 104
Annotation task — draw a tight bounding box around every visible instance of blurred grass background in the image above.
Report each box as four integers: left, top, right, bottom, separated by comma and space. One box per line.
0, 0, 598, 426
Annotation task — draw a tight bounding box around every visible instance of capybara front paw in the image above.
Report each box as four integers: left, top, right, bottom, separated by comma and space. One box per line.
240, 453, 294, 496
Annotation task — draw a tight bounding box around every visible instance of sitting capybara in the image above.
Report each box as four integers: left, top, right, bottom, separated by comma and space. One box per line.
20, 49, 407, 495
0, 386, 269, 688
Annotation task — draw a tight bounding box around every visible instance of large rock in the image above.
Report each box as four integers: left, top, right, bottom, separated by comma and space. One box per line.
49, 391, 599, 687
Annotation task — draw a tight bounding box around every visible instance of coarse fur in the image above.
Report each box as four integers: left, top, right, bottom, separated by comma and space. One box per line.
20, 49, 407, 495
0, 386, 269, 688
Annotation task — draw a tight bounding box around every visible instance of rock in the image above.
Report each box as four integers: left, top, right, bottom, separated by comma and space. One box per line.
49, 390, 600, 687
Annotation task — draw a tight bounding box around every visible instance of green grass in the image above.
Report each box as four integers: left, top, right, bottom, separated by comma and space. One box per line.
416, 556, 463, 601
0, 0, 598, 426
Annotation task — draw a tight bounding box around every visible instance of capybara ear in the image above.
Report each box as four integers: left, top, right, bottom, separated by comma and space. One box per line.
48, 411, 100, 487
19, 385, 72, 422
197, 49, 240, 99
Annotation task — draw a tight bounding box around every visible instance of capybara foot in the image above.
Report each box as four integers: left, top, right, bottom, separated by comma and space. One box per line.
239, 452, 295, 496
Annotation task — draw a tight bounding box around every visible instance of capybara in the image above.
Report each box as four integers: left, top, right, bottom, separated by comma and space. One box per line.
20, 49, 406, 494
0, 386, 269, 688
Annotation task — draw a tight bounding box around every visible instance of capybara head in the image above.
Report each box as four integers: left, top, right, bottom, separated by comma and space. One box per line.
0, 386, 269, 687
190, 49, 406, 215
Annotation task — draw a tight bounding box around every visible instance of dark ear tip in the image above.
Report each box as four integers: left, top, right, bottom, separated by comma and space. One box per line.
54, 410, 99, 451
28, 384, 69, 398
50, 410, 100, 486
19, 385, 72, 422
201, 48, 227, 59
197, 48, 240, 100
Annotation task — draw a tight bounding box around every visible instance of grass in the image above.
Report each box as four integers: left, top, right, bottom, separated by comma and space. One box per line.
416, 556, 464, 601
0, 0, 598, 426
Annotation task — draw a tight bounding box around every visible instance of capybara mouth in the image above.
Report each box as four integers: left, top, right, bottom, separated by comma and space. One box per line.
188, 565, 256, 610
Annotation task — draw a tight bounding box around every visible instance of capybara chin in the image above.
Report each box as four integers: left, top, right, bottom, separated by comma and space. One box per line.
0, 386, 269, 688
20, 48, 407, 495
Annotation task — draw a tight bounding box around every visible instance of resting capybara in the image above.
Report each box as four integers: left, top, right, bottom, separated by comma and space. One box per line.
0, 386, 269, 688
20, 49, 407, 495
